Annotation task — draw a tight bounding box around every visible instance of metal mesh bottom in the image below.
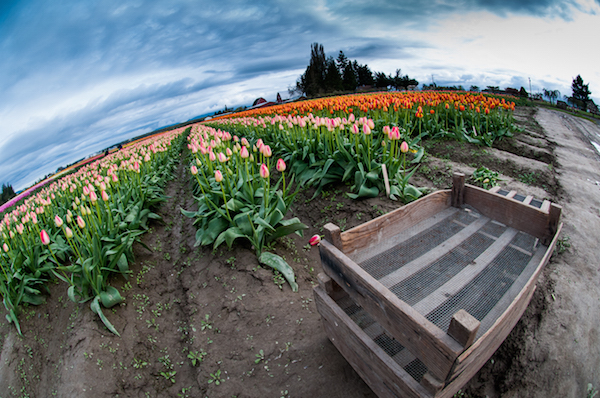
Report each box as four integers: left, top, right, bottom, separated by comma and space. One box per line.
335, 295, 428, 383
360, 210, 478, 280
426, 242, 533, 332
356, 207, 540, 337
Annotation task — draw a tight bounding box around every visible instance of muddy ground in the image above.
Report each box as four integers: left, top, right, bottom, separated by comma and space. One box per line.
0, 106, 599, 398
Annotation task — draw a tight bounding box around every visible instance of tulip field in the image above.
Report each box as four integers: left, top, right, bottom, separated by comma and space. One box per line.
0, 90, 529, 397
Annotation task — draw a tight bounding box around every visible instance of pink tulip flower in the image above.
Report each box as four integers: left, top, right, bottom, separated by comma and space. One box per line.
190, 165, 198, 175
215, 170, 223, 183
54, 215, 64, 228
260, 164, 269, 179
309, 234, 321, 246
276, 159, 286, 172
40, 230, 50, 245
400, 141, 409, 153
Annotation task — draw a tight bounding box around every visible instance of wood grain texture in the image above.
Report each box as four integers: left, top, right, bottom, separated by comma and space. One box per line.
451, 173, 465, 208
319, 240, 464, 381
340, 190, 451, 254
463, 184, 551, 240
313, 286, 432, 398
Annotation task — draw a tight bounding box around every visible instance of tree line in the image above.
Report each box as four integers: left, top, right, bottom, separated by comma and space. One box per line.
1, 184, 16, 206
294, 43, 418, 97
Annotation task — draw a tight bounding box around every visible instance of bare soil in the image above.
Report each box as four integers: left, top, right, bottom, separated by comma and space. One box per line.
1, 106, 599, 398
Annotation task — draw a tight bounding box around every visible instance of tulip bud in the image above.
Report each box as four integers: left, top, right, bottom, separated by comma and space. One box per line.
260, 164, 269, 179
40, 230, 50, 245
101, 190, 109, 202
400, 141, 409, 153
240, 146, 249, 159
215, 170, 223, 183
65, 227, 73, 239
77, 216, 86, 229
276, 159, 286, 172
89, 191, 98, 203
191, 165, 198, 175
3, 243, 8, 253
54, 215, 64, 228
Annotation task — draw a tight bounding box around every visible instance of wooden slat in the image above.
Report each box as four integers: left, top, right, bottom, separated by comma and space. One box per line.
451, 173, 465, 208
412, 228, 518, 315
440, 222, 562, 398
505, 190, 517, 199
379, 216, 490, 289
320, 240, 464, 381
340, 190, 451, 254
463, 184, 550, 240
523, 195, 534, 205
350, 207, 459, 264
488, 186, 501, 194
313, 286, 431, 398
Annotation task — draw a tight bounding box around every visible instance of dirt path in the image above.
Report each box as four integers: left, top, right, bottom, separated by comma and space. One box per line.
464, 108, 600, 397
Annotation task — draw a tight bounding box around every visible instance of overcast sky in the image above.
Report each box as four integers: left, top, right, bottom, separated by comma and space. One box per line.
1, 0, 599, 191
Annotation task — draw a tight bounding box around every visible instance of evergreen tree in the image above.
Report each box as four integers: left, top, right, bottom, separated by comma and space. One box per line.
356, 62, 374, 87
296, 42, 327, 97
324, 56, 343, 92
342, 62, 357, 91
336, 51, 349, 74
1, 183, 16, 206
571, 75, 592, 110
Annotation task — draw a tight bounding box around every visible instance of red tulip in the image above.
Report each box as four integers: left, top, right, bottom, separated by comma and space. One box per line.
309, 234, 321, 246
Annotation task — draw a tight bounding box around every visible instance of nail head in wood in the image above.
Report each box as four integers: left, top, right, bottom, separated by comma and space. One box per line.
448, 309, 480, 348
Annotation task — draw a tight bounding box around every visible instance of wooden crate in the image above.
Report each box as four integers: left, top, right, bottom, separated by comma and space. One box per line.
314, 173, 562, 397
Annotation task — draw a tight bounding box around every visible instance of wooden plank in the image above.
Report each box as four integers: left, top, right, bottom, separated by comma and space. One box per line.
323, 223, 343, 251
543, 203, 562, 245
488, 186, 501, 194
412, 228, 518, 315
447, 310, 480, 348
320, 240, 464, 381
313, 286, 431, 398
523, 195, 534, 205
379, 216, 491, 289
505, 190, 517, 199
340, 190, 451, 254
451, 173, 465, 208
440, 223, 562, 398
540, 200, 551, 213
463, 184, 550, 240
349, 207, 459, 264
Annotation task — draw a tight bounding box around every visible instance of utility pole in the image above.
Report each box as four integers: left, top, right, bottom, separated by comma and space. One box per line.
528, 77, 532, 101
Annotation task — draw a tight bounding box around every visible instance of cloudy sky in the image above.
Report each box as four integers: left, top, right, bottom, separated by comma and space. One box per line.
1, 0, 599, 191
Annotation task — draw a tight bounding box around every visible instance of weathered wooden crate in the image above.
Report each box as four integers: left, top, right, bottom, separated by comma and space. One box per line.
314, 173, 562, 398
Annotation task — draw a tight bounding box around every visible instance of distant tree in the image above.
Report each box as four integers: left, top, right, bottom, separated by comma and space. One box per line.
355, 62, 374, 87
519, 87, 529, 98
296, 42, 327, 97
469, 85, 480, 92
543, 88, 561, 104
391, 69, 418, 91
571, 75, 592, 110
336, 51, 349, 74
324, 56, 343, 92
1, 183, 16, 206
374, 71, 391, 89
486, 86, 500, 93
341, 62, 357, 91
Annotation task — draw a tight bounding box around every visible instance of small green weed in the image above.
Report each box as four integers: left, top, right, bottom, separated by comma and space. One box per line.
472, 166, 500, 189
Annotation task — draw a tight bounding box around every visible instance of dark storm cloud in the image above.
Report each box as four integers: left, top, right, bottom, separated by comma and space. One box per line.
1, 0, 598, 190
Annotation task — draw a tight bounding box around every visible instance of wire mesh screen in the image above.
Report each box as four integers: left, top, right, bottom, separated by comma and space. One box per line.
360, 209, 479, 280
355, 206, 542, 337
335, 295, 428, 383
